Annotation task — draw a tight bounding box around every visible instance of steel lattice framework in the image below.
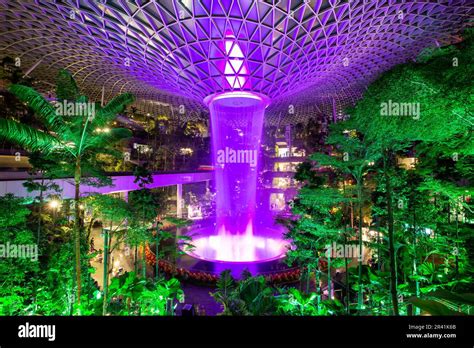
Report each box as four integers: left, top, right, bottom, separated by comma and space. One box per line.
1, 0, 472, 124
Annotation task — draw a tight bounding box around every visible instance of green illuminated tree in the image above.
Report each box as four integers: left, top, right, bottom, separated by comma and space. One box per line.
279, 168, 348, 303
342, 28, 473, 315
312, 122, 380, 310
211, 271, 277, 316
0, 195, 38, 315
128, 166, 157, 279
0, 69, 134, 310
84, 194, 130, 315
22, 152, 62, 245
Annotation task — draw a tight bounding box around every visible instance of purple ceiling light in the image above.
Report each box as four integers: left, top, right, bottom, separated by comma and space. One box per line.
1, 1, 471, 123
222, 32, 250, 90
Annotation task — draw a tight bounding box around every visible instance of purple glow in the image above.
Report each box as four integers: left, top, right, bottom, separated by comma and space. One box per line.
186, 91, 286, 262
223, 33, 249, 89
0, 172, 212, 199
187, 226, 287, 263
2, 1, 469, 120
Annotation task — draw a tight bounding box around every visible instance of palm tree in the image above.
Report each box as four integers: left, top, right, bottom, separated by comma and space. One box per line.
0, 69, 134, 310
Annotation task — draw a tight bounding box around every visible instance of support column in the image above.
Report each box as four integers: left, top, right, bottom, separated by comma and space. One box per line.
123, 191, 129, 229
23, 58, 43, 78
176, 184, 183, 218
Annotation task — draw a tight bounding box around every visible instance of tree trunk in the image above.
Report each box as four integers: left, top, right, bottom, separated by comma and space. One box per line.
86, 218, 94, 243
36, 178, 44, 245
306, 267, 311, 294
142, 243, 147, 278
357, 180, 364, 309
413, 208, 420, 315
376, 218, 382, 313
134, 246, 138, 273
327, 251, 332, 300
102, 227, 109, 315
74, 157, 82, 309
455, 206, 459, 277
155, 229, 160, 281
384, 151, 399, 315
299, 266, 305, 293
342, 179, 350, 313
344, 235, 350, 313
315, 260, 322, 305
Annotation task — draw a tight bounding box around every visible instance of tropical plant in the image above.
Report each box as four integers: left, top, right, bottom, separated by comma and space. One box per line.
279, 169, 348, 304
0, 195, 38, 315
211, 271, 277, 316
343, 29, 473, 314
210, 270, 236, 314
139, 277, 184, 316
22, 152, 62, 245
128, 166, 159, 278
84, 194, 130, 314
106, 271, 183, 316
276, 288, 345, 316
0, 69, 135, 310
312, 122, 380, 308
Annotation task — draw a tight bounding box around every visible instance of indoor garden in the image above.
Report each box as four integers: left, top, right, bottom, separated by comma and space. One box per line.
0, 1, 472, 346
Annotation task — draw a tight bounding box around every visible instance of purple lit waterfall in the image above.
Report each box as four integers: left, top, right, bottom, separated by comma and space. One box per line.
187, 92, 287, 262
183, 34, 287, 263
209, 92, 265, 238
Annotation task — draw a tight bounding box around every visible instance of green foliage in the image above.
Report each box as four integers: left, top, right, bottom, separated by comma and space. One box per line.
348, 266, 392, 315
279, 29, 474, 316
407, 297, 464, 316
210, 270, 236, 314
1, 69, 134, 182
0, 195, 38, 315
212, 272, 346, 316
0, 69, 135, 312
276, 288, 343, 316
129, 166, 162, 226
293, 160, 321, 185
312, 122, 380, 182
33, 242, 98, 315
106, 272, 183, 316
0, 194, 31, 228
139, 278, 184, 316
281, 169, 348, 290
211, 271, 277, 316
55, 69, 80, 101
236, 275, 277, 315
86, 194, 130, 227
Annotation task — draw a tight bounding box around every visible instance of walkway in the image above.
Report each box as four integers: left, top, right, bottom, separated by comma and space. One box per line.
178, 284, 223, 316
0, 170, 212, 199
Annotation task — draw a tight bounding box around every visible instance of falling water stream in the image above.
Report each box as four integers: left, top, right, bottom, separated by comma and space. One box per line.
186, 92, 287, 262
